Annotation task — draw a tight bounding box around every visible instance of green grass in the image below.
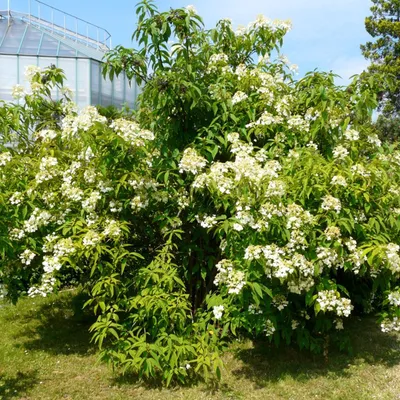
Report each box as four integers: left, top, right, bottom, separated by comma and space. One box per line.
1, 291, 400, 400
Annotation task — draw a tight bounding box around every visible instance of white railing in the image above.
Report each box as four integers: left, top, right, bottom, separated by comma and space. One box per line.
1, 0, 112, 50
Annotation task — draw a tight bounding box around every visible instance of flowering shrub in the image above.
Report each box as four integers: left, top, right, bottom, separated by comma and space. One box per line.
2, 0, 400, 385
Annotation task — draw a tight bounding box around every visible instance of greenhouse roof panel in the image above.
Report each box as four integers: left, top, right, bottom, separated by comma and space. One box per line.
0, 16, 105, 61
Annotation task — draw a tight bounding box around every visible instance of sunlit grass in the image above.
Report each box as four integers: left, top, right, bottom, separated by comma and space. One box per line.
1, 290, 400, 399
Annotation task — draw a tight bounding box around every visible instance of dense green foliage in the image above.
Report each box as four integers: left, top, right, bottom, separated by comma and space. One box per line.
361, 0, 400, 140
2, 0, 400, 385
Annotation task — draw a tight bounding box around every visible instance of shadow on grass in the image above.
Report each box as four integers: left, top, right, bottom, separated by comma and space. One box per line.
230, 317, 400, 388
13, 290, 96, 356
0, 371, 38, 400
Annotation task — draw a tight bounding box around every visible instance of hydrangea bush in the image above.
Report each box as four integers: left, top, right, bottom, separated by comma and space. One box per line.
1, 0, 400, 384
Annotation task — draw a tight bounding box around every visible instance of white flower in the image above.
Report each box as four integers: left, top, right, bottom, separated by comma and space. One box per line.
331, 175, 347, 187
110, 118, 154, 146
214, 259, 246, 294
332, 145, 349, 160
351, 164, 370, 178
306, 141, 318, 150
82, 191, 101, 212
196, 214, 217, 228
35, 129, 58, 141
10, 191, 24, 205
53, 238, 75, 258
264, 319, 276, 337
82, 230, 102, 247
231, 91, 248, 105
25, 65, 41, 81
19, 249, 36, 265
28, 273, 56, 297
324, 226, 341, 241
12, 84, 25, 99
213, 305, 224, 320
386, 243, 400, 273
233, 223, 243, 231
334, 319, 344, 330
367, 134, 381, 147
179, 148, 207, 174
321, 195, 341, 214
344, 129, 359, 141
388, 291, 400, 307
272, 295, 288, 311
103, 219, 121, 238
381, 317, 400, 333
0, 152, 12, 166
316, 290, 353, 317
43, 256, 62, 273
185, 5, 197, 14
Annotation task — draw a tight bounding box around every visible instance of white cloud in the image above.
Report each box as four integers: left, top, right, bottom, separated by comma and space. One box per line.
332, 57, 369, 84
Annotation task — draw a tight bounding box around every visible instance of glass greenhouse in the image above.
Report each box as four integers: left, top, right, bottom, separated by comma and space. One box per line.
0, 0, 139, 108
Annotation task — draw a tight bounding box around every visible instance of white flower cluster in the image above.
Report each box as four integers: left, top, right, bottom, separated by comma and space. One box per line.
272, 295, 288, 310
246, 111, 283, 128
343, 129, 359, 141
321, 195, 341, 214
82, 230, 102, 247
9, 191, 24, 205
35, 129, 58, 142
23, 208, 52, 233
43, 255, 62, 273
131, 195, 149, 211
316, 290, 353, 317
324, 226, 341, 241
179, 148, 207, 174
285, 203, 314, 251
316, 247, 342, 270
196, 214, 218, 228
53, 238, 75, 258
103, 219, 121, 238
231, 91, 248, 105
347, 248, 366, 274
334, 318, 344, 330
287, 115, 310, 132
35, 156, 59, 183
0, 151, 12, 166
351, 164, 370, 178
213, 305, 224, 320
12, 84, 25, 99
214, 259, 246, 294
208, 53, 231, 74
386, 243, 400, 273
388, 291, 400, 307
19, 249, 36, 265
10, 228, 25, 241
84, 168, 97, 183
25, 65, 41, 82
62, 106, 107, 137
110, 118, 155, 146
28, 274, 56, 297
367, 134, 381, 147
332, 145, 349, 160
264, 319, 276, 337
331, 175, 347, 187
109, 200, 123, 213
185, 4, 197, 14
306, 141, 318, 150
82, 191, 101, 213
381, 317, 400, 333
248, 15, 292, 33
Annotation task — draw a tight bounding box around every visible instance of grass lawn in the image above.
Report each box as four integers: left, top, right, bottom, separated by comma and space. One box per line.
1, 290, 400, 400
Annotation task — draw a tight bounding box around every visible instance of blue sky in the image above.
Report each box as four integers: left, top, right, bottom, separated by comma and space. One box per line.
8, 0, 373, 83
